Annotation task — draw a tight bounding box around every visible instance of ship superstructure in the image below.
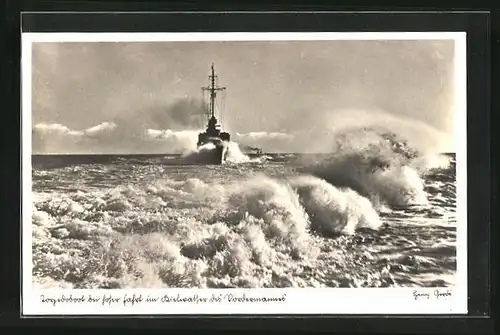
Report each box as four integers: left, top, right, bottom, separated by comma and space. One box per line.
197, 63, 231, 163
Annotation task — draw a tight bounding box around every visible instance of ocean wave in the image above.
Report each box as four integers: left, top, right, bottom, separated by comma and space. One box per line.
299, 127, 452, 208
32, 165, 396, 289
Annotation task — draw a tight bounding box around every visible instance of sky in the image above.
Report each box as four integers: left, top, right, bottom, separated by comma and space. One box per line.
31, 39, 456, 154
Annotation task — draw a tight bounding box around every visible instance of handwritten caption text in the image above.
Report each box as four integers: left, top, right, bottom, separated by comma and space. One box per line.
39, 293, 287, 307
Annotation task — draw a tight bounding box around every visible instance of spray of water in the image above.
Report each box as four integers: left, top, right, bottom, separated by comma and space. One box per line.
298, 127, 451, 209
32, 165, 390, 289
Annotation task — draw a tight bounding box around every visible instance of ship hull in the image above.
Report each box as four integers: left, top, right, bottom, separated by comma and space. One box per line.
195, 142, 226, 165
210, 144, 226, 165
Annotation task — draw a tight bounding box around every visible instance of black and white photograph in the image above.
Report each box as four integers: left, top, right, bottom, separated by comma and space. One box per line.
23, 32, 467, 314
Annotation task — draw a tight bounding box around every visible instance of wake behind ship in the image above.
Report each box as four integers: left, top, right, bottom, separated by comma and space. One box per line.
196, 63, 231, 164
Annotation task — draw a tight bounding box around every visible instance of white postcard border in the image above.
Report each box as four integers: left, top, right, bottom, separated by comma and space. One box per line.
21, 32, 468, 315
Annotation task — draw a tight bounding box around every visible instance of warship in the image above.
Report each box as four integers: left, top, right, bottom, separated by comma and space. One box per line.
196, 63, 262, 164
196, 63, 232, 164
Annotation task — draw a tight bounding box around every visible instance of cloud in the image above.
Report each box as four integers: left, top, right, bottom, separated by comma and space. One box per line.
32, 122, 198, 154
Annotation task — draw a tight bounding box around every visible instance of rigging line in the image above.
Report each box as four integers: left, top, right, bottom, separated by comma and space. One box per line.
221, 89, 227, 126
200, 88, 205, 127
216, 92, 221, 125
204, 89, 210, 120
201, 89, 204, 124
218, 97, 222, 125
217, 92, 221, 125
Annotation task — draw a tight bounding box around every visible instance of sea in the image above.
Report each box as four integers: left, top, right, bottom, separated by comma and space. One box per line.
30, 134, 457, 289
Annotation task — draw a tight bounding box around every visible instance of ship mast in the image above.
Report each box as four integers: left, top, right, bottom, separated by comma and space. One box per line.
202, 63, 226, 119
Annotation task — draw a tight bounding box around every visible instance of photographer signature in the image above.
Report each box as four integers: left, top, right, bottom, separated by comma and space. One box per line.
412, 289, 452, 300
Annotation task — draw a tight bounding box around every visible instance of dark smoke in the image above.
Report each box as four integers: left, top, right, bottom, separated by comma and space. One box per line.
113, 97, 207, 131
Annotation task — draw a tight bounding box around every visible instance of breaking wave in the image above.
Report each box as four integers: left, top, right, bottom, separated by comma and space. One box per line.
170, 140, 266, 165
32, 169, 389, 289
299, 127, 451, 208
